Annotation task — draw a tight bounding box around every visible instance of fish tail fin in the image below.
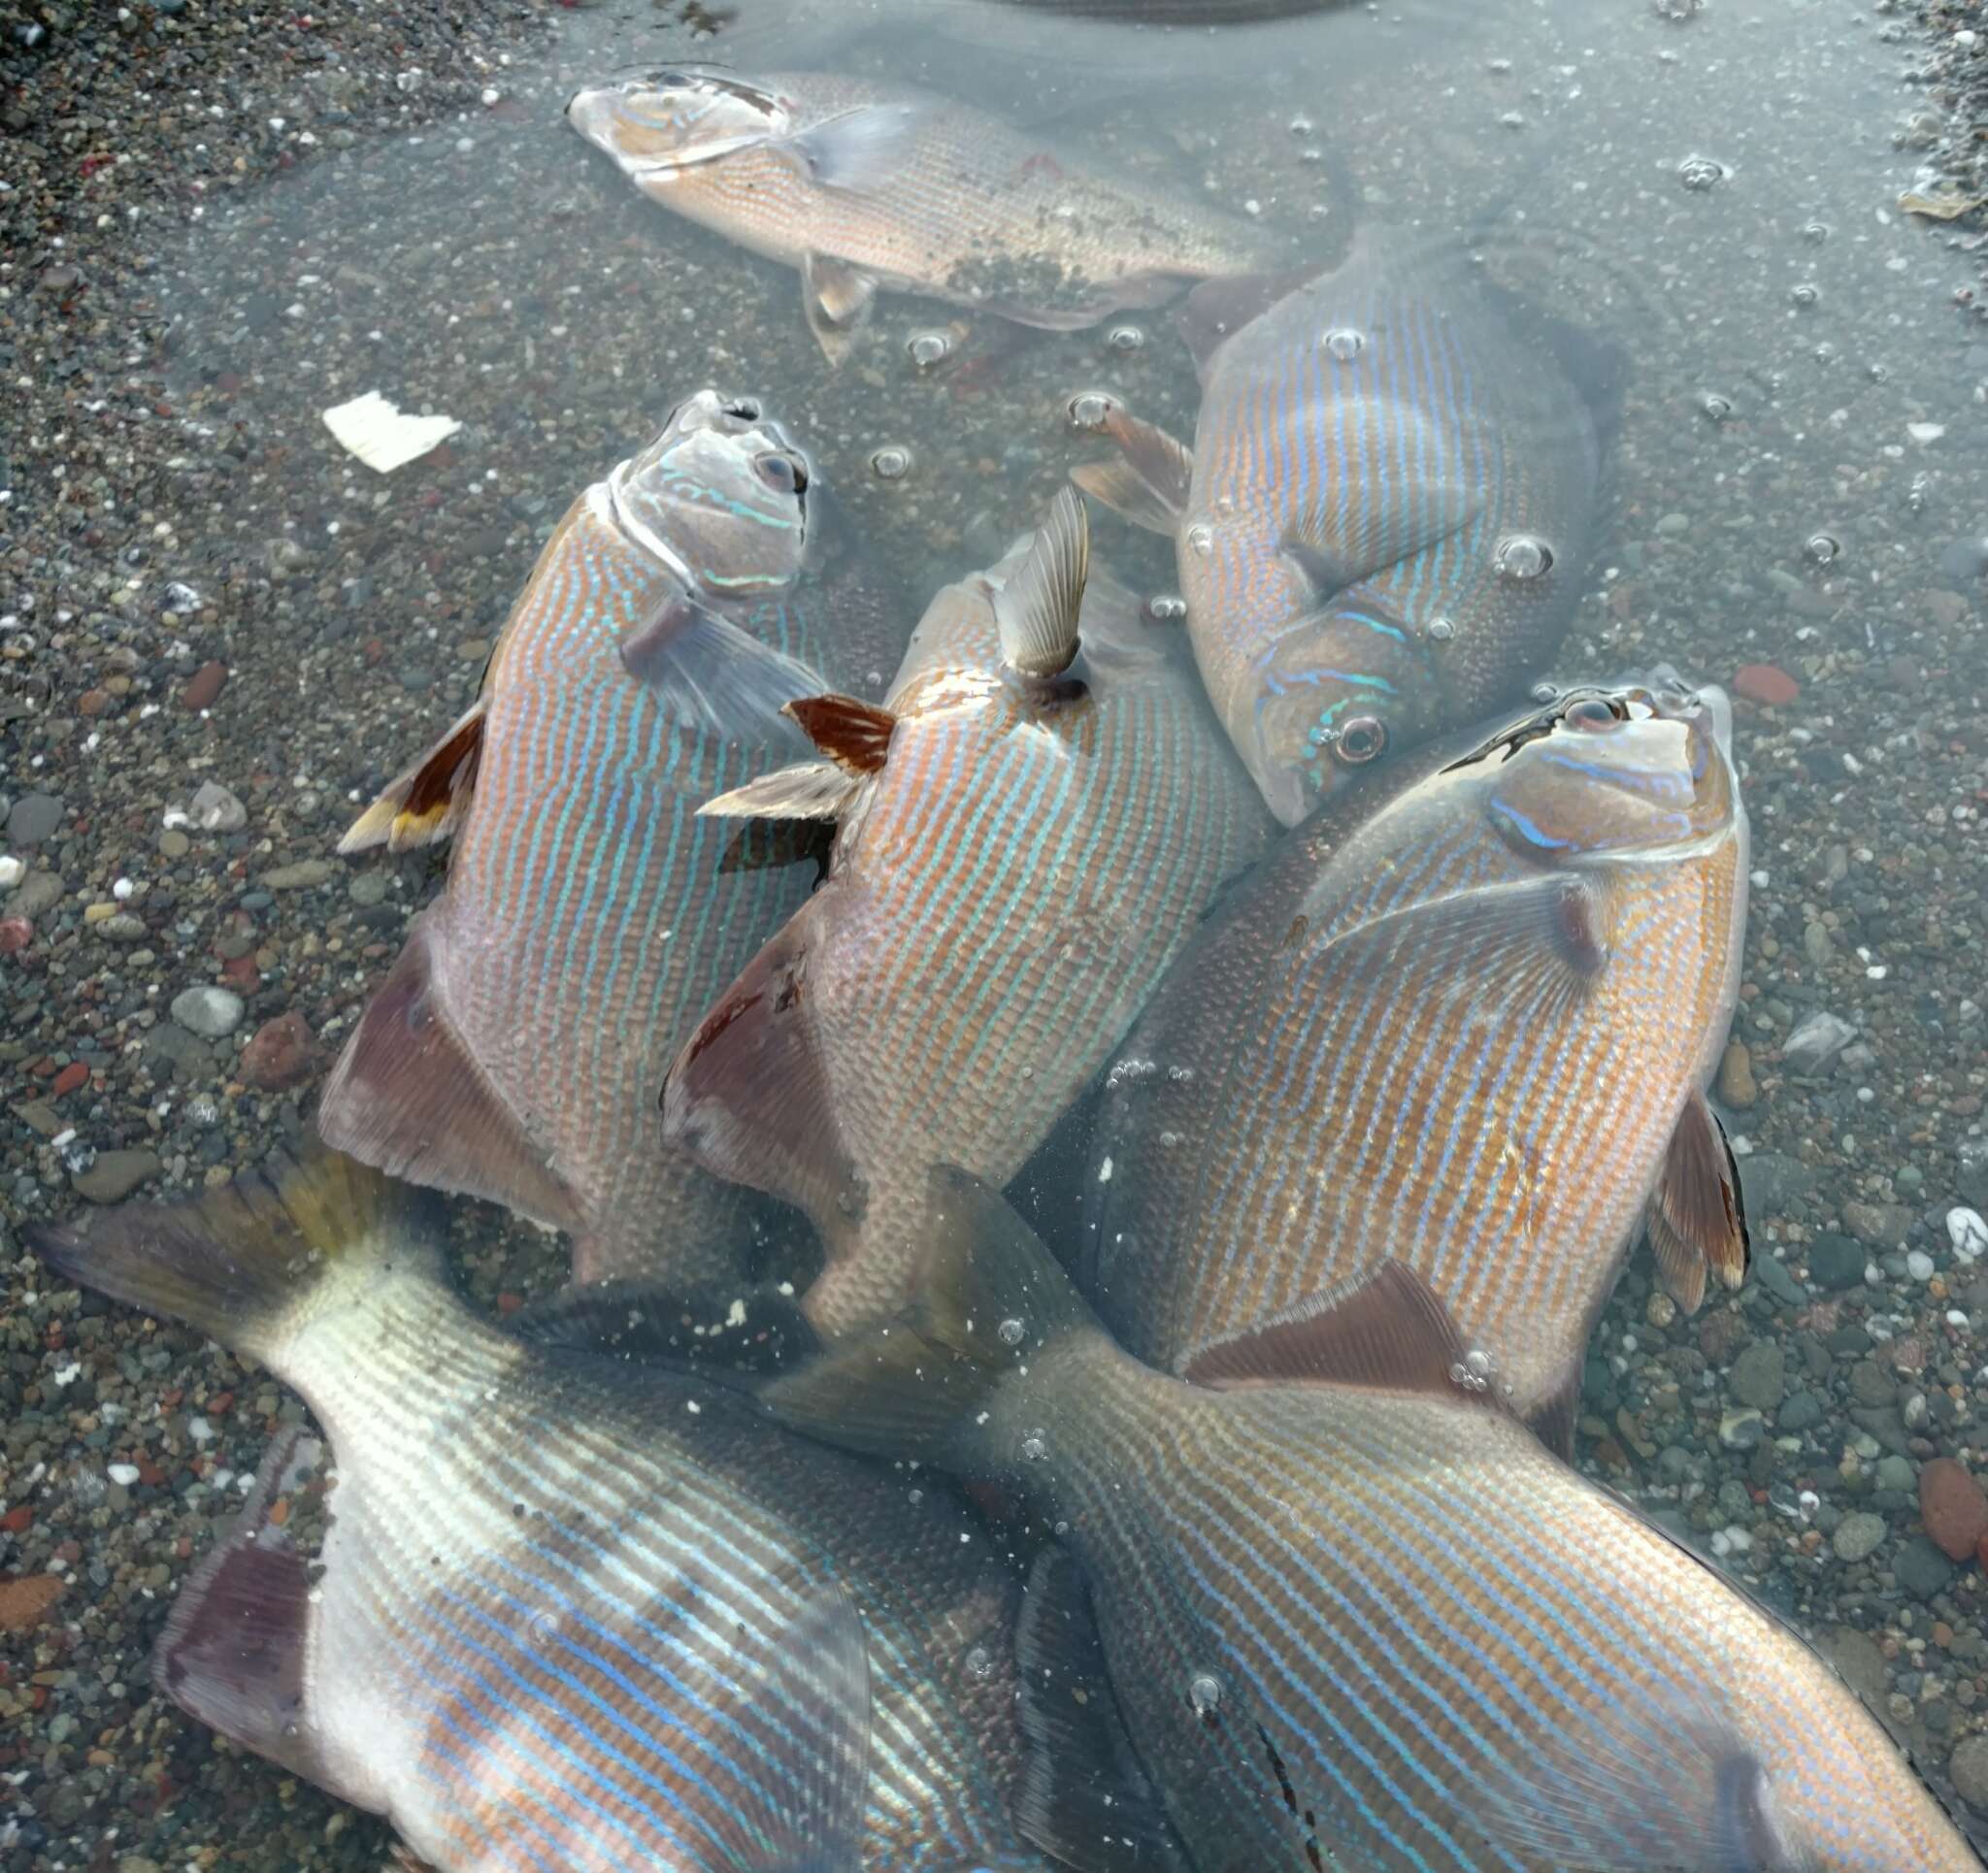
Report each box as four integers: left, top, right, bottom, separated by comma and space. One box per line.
761, 1166, 1098, 1472
24, 1142, 441, 1366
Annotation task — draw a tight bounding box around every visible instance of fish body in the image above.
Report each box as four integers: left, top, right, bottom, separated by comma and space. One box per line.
662, 492, 1272, 1331
1084, 674, 1748, 1440
567, 68, 1282, 359
318, 391, 904, 1287
29, 1156, 1046, 1873
1077, 231, 1618, 824
767, 1174, 1980, 1873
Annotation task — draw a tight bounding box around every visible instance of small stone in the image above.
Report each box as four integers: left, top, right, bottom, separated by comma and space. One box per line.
182, 661, 228, 709
1832, 1510, 1887, 1561
1809, 1232, 1868, 1291
1729, 1341, 1785, 1410
1949, 1735, 1988, 1813
348, 871, 388, 907
1920, 1459, 1988, 1561
1950, 1208, 1988, 1261
1718, 1408, 1764, 1450
1733, 663, 1800, 706
1716, 1039, 1757, 1107
1783, 1009, 1857, 1074
51, 1062, 87, 1098
158, 828, 190, 859
99, 912, 148, 941
83, 901, 119, 925
11, 871, 63, 918
240, 1011, 316, 1090
261, 858, 336, 891
0, 1574, 62, 1633
1896, 1535, 1955, 1600
190, 780, 248, 832
74, 1149, 162, 1203
1843, 1199, 1911, 1248
1925, 590, 1970, 629
0, 854, 22, 892
0, 915, 29, 956
1906, 1249, 1935, 1282
6, 792, 64, 845
170, 985, 245, 1038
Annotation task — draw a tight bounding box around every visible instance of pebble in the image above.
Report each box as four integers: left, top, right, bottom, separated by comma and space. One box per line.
0, 853, 21, 891
1925, 590, 1970, 628
1833, 1510, 1887, 1561
262, 858, 337, 891
1950, 1207, 1988, 1260
159, 828, 190, 859
348, 871, 389, 907
1733, 663, 1800, 706
73, 1149, 162, 1204
8, 871, 61, 918
1808, 1232, 1868, 1291
1919, 1458, 1988, 1561
171, 985, 246, 1038
1728, 1341, 1785, 1410
1782, 1009, 1856, 1074
1718, 1408, 1764, 1449
0, 915, 28, 956
99, 913, 148, 941
6, 792, 64, 844
1716, 1039, 1757, 1107
1950, 1735, 1988, 1812
0, 1574, 62, 1633
190, 779, 248, 832
1896, 1535, 1955, 1601
240, 1011, 317, 1090
182, 661, 229, 709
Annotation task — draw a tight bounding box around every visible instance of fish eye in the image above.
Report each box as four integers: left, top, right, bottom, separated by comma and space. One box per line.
1331, 715, 1388, 765
1563, 696, 1625, 732
754, 450, 809, 495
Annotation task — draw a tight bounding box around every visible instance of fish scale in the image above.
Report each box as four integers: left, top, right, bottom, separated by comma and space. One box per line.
1085, 678, 1747, 1428
663, 526, 1271, 1334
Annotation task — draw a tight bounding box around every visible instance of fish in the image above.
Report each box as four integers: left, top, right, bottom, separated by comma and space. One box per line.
1074, 227, 1622, 824
660, 488, 1272, 1332
26, 1150, 1053, 1873
763, 1167, 1983, 1873
318, 389, 906, 1289
1080, 674, 1748, 1453
566, 67, 1284, 363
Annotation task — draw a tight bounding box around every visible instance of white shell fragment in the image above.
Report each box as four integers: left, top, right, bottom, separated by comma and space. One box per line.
1949, 1207, 1988, 1263
321, 391, 462, 474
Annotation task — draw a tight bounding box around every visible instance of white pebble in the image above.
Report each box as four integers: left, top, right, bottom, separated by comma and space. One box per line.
1907, 1250, 1935, 1282
0, 854, 22, 890
107, 1462, 140, 1487
1950, 1207, 1988, 1262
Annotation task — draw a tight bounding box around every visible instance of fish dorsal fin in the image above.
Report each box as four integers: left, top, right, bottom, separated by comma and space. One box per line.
778, 103, 929, 191
1013, 1548, 1194, 1873
338, 698, 487, 855
1646, 1086, 1750, 1313
994, 486, 1088, 678
619, 593, 827, 746
801, 253, 879, 364
700, 758, 864, 824
1184, 1260, 1508, 1412
785, 694, 898, 775
1070, 409, 1192, 538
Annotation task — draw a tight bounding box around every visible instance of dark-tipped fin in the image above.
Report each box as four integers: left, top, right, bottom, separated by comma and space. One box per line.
1175, 258, 1335, 374
620, 594, 825, 746
514, 1278, 819, 1377
759, 1166, 1098, 1469
1015, 1549, 1191, 1873
785, 694, 898, 775
701, 759, 864, 824
716, 816, 836, 882
1647, 1087, 1749, 1313
339, 699, 487, 855
801, 253, 879, 364
1183, 1260, 1509, 1414
1527, 1374, 1580, 1464
994, 487, 1088, 678
779, 103, 928, 192
315, 928, 585, 1236
153, 1429, 347, 1795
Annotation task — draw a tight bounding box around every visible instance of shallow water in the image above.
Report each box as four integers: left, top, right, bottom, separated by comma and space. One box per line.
7, 0, 1988, 1863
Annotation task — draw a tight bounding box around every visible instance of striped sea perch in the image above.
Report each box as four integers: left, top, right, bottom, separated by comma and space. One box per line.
1083, 674, 1749, 1453
28, 1152, 1051, 1873
766, 1170, 1982, 1873
662, 490, 1272, 1332
319, 390, 905, 1288
566, 67, 1282, 363
1075, 226, 1621, 825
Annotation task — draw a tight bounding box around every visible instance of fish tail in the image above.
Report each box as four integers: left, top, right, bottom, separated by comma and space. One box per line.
761, 1165, 1099, 1472
25, 1143, 441, 1366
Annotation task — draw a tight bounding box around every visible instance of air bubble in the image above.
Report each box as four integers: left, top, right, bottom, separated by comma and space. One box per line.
997, 1317, 1026, 1347
1020, 1429, 1048, 1462
869, 445, 913, 482
1802, 219, 1830, 243
966, 1645, 995, 1681
1804, 532, 1840, 566
1424, 615, 1456, 642
1188, 1672, 1223, 1716
1789, 282, 1819, 310
1288, 114, 1316, 137
1676, 154, 1727, 192
1494, 533, 1554, 579
907, 328, 956, 370
1105, 324, 1146, 354
1067, 390, 1116, 432
1531, 681, 1559, 705
527, 1610, 560, 1646
1185, 522, 1214, 557
1144, 593, 1188, 624
1908, 472, 1933, 514
1325, 328, 1366, 362
1652, 0, 1703, 18
1698, 392, 1734, 423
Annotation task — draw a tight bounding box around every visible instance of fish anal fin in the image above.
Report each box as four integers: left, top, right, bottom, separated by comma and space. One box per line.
1014, 1549, 1192, 1873
1647, 1087, 1750, 1313
784, 694, 898, 775
154, 1429, 346, 1795
993, 486, 1087, 678
1184, 1261, 1508, 1412
339, 700, 487, 855
619, 594, 824, 745
802, 253, 879, 364
315, 926, 584, 1235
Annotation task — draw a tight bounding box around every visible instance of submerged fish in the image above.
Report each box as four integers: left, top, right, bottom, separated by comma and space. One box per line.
767, 1170, 1981, 1872
661, 489, 1271, 1331
319, 389, 904, 1288
1083, 674, 1748, 1450
1075, 228, 1621, 824
567, 67, 1282, 362
28, 1152, 1048, 1873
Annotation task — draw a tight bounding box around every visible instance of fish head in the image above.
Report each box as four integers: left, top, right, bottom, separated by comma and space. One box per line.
1245, 605, 1442, 825
601, 389, 815, 598
1470, 672, 1740, 862
566, 66, 790, 178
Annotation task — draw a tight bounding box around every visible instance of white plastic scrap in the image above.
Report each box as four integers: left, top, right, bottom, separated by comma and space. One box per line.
322, 391, 461, 475
1949, 1206, 1988, 1263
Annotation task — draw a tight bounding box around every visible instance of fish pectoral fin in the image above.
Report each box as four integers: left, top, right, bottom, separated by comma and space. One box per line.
1175, 259, 1334, 375
700, 758, 865, 823
1283, 471, 1482, 598
993, 486, 1088, 677
1646, 1087, 1750, 1313
338, 697, 487, 854
1527, 1374, 1580, 1462
801, 253, 879, 364
784, 694, 899, 775
778, 102, 928, 191
1183, 1260, 1512, 1411
1071, 408, 1192, 538
1014, 1548, 1196, 1873
619, 593, 826, 746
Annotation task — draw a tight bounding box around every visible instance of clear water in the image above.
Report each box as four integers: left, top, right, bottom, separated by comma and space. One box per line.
14, 0, 1988, 1863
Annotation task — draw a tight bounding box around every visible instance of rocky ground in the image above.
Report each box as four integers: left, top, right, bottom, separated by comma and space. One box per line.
3, 0, 1988, 1868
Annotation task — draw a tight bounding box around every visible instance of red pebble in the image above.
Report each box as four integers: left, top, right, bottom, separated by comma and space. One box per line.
50, 1062, 87, 1098
0, 917, 30, 956
220, 952, 260, 990
1922, 1458, 1988, 1561
0, 1506, 32, 1535
182, 661, 228, 710
240, 1010, 316, 1090
1733, 663, 1800, 706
